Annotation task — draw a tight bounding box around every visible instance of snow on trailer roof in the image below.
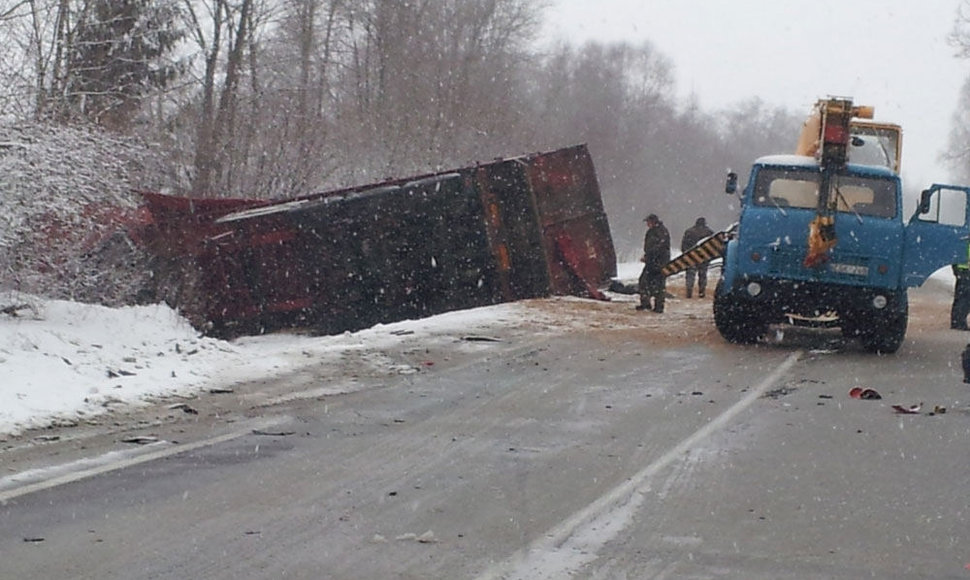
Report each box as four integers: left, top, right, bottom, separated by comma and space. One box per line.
214, 199, 310, 223
341, 184, 401, 202
403, 173, 462, 190
211, 175, 463, 224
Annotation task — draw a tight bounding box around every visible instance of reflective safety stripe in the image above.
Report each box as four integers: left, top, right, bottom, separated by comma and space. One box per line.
661, 232, 728, 277
958, 243, 970, 270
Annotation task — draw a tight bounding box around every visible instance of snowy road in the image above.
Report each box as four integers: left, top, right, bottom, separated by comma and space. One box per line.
1, 284, 969, 579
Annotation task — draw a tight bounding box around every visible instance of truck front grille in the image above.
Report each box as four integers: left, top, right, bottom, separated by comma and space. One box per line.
768, 248, 870, 283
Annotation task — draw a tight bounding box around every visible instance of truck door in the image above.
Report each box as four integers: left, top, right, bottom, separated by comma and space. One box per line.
902, 184, 970, 287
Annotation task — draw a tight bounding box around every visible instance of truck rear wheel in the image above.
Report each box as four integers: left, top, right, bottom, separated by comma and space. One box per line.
713, 281, 766, 344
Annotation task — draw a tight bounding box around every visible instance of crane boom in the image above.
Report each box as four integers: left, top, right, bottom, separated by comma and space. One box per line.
801, 97, 874, 267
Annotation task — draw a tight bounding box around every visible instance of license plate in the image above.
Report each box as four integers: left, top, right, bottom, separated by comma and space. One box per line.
829, 263, 869, 276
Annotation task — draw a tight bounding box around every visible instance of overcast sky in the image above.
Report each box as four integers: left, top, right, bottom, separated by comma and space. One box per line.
542, 0, 969, 188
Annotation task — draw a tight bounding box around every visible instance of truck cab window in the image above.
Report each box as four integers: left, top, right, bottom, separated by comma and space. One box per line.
915, 187, 967, 226
753, 168, 896, 217
833, 176, 897, 218
753, 168, 819, 209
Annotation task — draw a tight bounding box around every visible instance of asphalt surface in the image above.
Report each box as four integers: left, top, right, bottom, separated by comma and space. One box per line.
1, 282, 968, 579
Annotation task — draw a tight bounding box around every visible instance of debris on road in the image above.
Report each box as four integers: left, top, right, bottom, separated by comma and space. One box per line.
849, 387, 882, 400
167, 403, 199, 415
891, 402, 923, 414
252, 429, 295, 437
394, 530, 438, 543
120, 435, 160, 445
607, 280, 637, 294
808, 348, 840, 355
762, 385, 797, 399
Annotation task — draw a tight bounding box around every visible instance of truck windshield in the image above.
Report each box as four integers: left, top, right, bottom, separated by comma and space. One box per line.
752, 167, 897, 218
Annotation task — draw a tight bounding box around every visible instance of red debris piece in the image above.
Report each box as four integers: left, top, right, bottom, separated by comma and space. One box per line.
891, 403, 922, 414
849, 387, 881, 400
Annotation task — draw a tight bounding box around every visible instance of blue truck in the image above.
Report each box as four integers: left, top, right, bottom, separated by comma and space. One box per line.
712, 98, 970, 353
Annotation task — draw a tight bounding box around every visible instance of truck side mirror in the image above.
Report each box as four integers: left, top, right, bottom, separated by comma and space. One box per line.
918, 189, 933, 214
725, 171, 738, 195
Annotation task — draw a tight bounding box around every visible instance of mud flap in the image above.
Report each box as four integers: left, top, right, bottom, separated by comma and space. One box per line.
554, 232, 608, 301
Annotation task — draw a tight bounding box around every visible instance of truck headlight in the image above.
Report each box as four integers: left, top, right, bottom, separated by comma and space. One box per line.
872, 295, 888, 309
746, 282, 762, 297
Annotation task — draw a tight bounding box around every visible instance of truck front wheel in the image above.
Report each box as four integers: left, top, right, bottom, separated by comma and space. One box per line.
713, 281, 766, 344
856, 306, 908, 354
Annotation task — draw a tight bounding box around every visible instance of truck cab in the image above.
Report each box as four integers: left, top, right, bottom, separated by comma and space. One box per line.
715, 153, 970, 353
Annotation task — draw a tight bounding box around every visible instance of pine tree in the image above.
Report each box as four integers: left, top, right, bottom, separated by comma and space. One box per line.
62, 0, 184, 129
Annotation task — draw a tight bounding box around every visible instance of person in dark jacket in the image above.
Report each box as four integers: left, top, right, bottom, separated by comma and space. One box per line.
681, 217, 715, 298
637, 214, 671, 312
951, 246, 970, 330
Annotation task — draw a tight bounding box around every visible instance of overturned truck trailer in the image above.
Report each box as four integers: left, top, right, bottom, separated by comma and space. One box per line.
141, 145, 616, 337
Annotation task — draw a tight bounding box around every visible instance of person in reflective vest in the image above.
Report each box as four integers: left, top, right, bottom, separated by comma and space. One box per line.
951, 244, 970, 330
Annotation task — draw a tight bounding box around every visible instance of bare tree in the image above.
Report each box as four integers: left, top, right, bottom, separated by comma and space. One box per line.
944, 74, 970, 183
0, 0, 80, 119
522, 41, 677, 252
339, 0, 542, 178
0, 0, 42, 116
238, 0, 344, 196
951, 0, 970, 58
173, 0, 543, 197
181, 0, 256, 196
947, 2, 970, 183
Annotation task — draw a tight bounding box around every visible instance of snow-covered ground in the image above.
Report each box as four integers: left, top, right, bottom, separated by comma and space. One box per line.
0, 294, 540, 438
0, 263, 955, 437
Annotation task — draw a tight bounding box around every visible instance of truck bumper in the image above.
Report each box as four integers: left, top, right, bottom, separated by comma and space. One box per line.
720, 277, 905, 323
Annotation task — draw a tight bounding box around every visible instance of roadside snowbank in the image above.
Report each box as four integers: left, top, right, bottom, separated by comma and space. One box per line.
0, 291, 536, 436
